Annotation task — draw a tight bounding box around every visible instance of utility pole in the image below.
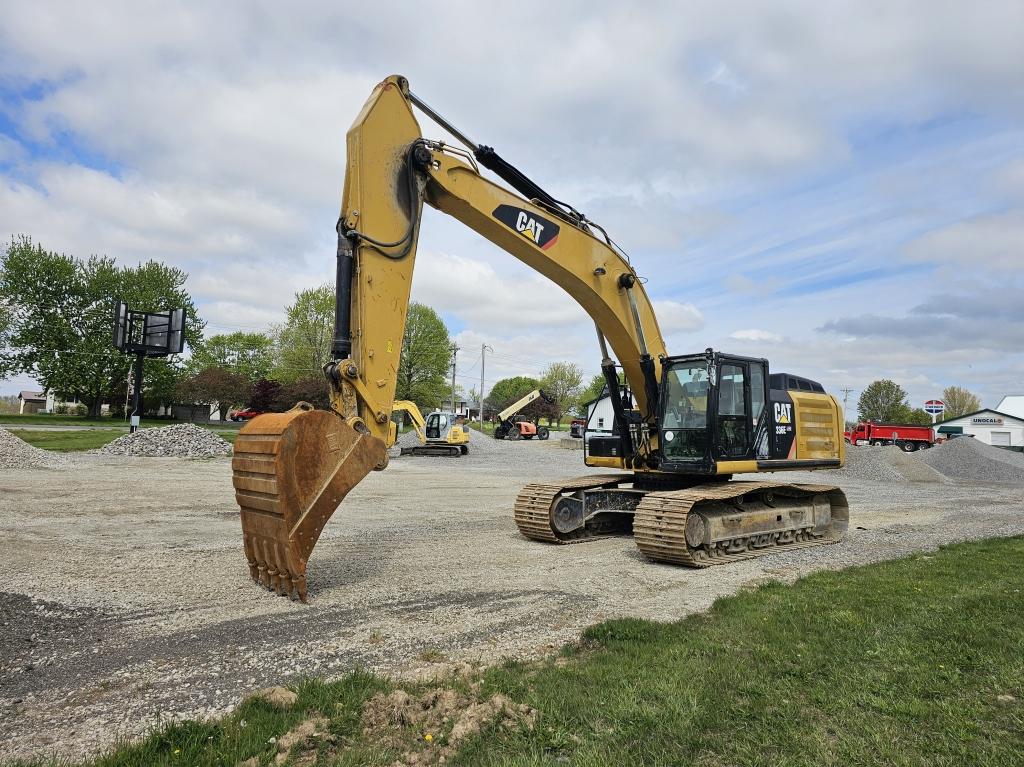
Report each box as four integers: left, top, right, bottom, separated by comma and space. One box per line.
130, 351, 145, 433
449, 343, 459, 414
840, 387, 853, 414
839, 385, 856, 428
479, 343, 493, 430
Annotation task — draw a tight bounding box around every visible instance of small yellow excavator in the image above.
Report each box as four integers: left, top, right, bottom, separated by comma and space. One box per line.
231, 76, 848, 601
392, 400, 470, 457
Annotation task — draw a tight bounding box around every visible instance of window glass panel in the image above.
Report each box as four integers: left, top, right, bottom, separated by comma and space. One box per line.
718, 364, 747, 457
662, 363, 709, 459
750, 364, 765, 422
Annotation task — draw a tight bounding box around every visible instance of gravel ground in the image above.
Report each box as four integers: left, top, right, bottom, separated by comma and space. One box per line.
94, 423, 232, 458
2, 439, 1023, 761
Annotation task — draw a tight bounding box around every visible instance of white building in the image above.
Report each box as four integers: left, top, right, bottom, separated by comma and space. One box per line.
934, 408, 1024, 449
996, 396, 1024, 420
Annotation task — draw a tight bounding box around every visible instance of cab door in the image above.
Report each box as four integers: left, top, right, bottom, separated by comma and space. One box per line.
425, 413, 445, 440
713, 358, 768, 460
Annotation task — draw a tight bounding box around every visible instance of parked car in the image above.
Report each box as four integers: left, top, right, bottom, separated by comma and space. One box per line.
569, 418, 586, 438
229, 408, 263, 422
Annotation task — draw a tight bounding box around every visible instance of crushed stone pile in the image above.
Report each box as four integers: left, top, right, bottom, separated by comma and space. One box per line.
919, 437, 1024, 484
0, 429, 72, 470
95, 423, 232, 458
833, 445, 945, 484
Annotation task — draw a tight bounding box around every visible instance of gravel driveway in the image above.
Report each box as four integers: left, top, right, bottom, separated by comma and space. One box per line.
2, 437, 1023, 761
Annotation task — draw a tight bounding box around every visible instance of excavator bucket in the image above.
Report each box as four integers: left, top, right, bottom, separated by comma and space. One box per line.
231, 405, 387, 601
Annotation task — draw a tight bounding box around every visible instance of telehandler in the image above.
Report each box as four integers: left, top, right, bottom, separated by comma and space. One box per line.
231, 76, 848, 601
493, 389, 551, 441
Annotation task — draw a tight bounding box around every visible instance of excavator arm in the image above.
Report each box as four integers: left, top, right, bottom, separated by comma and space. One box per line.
326, 75, 667, 447
496, 389, 549, 422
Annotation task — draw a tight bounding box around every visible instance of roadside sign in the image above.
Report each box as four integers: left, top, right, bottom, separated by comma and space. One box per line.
924, 399, 945, 415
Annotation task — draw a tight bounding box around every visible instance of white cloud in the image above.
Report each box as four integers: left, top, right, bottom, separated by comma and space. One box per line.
652, 300, 704, 333
903, 211, 1024, 271
730, 328, 783, 343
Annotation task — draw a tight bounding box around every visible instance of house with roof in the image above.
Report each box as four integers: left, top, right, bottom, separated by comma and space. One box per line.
17, 390, 47, 414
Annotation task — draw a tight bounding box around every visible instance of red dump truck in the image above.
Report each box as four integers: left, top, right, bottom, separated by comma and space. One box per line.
845, 421, 934, 452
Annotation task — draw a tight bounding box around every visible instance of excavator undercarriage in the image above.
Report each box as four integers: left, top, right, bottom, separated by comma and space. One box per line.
230, 74, 850, 601
514, 474, 848, 565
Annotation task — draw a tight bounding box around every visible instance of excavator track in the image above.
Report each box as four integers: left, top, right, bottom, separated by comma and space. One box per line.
513, 474, 631, 543
633, 481, 848, 566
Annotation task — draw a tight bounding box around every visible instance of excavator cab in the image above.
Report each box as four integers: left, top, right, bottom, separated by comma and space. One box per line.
659, 352, 769, 471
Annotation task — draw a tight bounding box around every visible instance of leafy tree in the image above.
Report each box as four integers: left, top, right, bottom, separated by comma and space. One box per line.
274, 284, 335, 383
190, 332, 274, 383
178, 366, 249, 421
248, 378, 283, 412
901, 408, 933, 426
396, 303, 451, 410
540, 361, 584, 425
272, 376, 330, 411
941, 386, 981, 418
0, 237, 202, 417
485, 376, 539, 415
579, 374, 607, 408
857, 379, 910, 423
0, 394, 18, 414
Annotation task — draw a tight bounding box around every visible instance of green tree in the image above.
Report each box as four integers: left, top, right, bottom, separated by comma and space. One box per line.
901, 408, 933, 426
274, 284, 335, 383
857, 379, 910, 423
177, 366, 249, 421
485, 376, 539, 415
396, 303, 451, 410
540, 361, 584, 425
190, 332, 274, 383
0, 237, 202, 417
941, 386, 981, 418
579, 374, 607, 408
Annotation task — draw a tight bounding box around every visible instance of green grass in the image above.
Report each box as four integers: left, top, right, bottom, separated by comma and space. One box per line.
8, 538, 1024, 766
0, 413, 240, 429
10, 425, 236, 452
9, 429, 125, 452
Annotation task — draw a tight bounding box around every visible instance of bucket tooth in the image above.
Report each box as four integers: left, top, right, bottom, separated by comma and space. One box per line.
232, 408, 386, 602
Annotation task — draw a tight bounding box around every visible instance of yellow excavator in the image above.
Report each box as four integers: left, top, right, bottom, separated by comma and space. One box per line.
392, 400, 470, 456
231, 75, 848, 601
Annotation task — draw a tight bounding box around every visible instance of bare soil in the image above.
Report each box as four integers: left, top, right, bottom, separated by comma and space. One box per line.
2, 441, 1023, 761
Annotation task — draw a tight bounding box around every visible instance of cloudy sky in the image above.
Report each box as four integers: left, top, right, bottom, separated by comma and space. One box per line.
2, 1, 1022, 412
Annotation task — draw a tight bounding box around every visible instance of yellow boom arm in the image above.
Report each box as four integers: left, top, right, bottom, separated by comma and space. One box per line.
232, 74, 670, 601
327, 75, 667, 454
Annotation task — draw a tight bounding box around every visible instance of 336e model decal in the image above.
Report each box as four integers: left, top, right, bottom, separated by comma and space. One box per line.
493, 205, 560, 250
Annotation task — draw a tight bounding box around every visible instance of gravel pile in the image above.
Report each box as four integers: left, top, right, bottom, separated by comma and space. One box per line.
830, 445, 943, 483
833, 445, 905, 483
95, 424, 232, 458
919, 438, 1024, 484
0, 429, 71, 470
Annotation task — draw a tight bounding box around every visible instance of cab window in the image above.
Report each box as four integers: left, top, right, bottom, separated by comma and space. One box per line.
661, 364, 709, 459
718, 364, 747, 457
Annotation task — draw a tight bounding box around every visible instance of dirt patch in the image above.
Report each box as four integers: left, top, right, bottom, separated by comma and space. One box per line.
272, 715, 330, 765
360, 685, 535, 765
